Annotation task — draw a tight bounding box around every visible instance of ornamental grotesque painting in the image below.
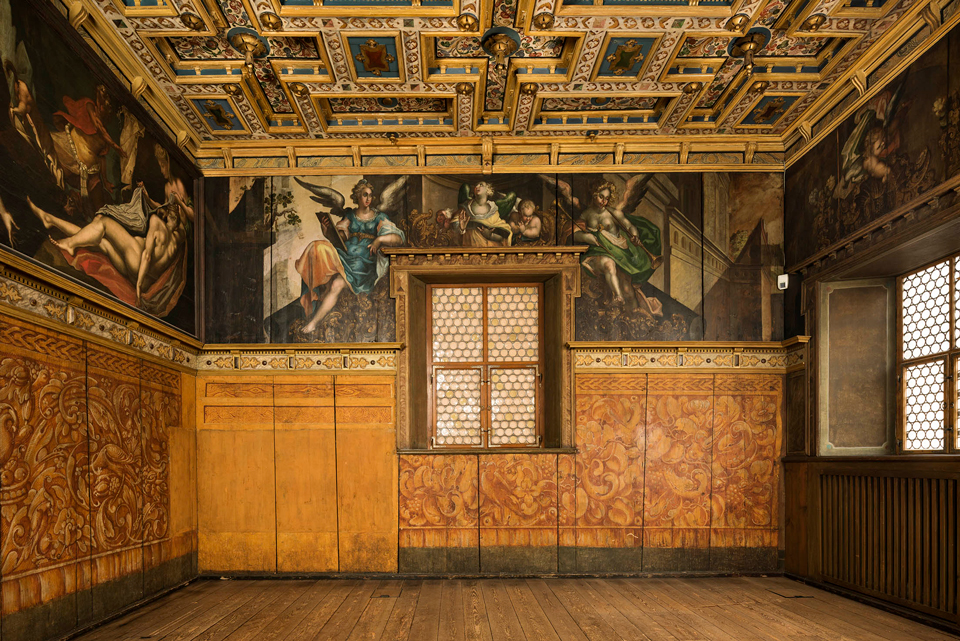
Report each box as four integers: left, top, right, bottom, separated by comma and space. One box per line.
0, 0, 198, 335
205, 172, 783, 344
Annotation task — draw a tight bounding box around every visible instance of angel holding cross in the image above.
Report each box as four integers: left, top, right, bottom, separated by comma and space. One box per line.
293, 176, 407, 334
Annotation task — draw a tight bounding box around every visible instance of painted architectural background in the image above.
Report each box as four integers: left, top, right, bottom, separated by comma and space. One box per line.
204, 172, 784, 343
0, 0, 198, 336
786, 29, 960, 269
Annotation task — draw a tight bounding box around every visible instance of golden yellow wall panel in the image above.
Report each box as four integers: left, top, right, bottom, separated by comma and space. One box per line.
169, 372, 198, 541
197, 375, 277, 573
275, 375, 338, 573
335, 375, 398, 573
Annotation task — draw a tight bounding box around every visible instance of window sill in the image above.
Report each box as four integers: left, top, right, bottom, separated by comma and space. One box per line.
397, 447, 577, 455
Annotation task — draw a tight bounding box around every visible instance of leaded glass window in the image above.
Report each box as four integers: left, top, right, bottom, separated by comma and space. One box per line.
899, 256, 960, 452
428, 284, 542, 448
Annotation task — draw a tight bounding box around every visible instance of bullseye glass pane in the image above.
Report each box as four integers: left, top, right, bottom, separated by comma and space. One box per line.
955, 257, 960, 349
489, 367, 537, 446
902, 260, 950, 360
487, 286, 539, 363
904, 359, 945, 451
434, 368, 482, 447
432, 287, 483, 362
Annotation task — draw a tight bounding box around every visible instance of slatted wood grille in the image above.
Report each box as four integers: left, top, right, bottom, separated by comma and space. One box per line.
820, 472, 960, 622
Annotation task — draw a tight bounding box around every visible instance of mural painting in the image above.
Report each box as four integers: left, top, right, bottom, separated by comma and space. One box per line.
786, 32, 959, 268
204, 172, 783, 344
0, 1, 197, 335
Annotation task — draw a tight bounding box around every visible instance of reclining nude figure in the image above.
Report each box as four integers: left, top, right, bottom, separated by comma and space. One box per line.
27, 185, 185, 305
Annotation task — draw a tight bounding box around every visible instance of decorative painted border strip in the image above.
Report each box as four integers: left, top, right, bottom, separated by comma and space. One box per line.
196, 344, 401, 371
570, 338, 809, 372
0, 269, 197, 369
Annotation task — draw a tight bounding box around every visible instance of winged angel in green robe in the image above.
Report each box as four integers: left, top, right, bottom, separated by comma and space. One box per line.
545, 174, 664, 316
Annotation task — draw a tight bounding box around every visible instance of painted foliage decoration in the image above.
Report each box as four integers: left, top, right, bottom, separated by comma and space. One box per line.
0, 1, 197, 335
786, 32, 960, 268
205, 172, 784, 344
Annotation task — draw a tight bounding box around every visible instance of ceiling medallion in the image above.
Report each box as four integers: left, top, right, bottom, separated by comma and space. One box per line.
801, 13, 828, 31
682, 82, 703, 94
227, 27, 269, 70
751, 80, 770, 93
456, 82, 476, 95
290, 82, 310, 99
223, 84, 243, 96
355, 39, 396, 76
532, 13, 555, 30
605, 39, 645, 76
385, 132, 400, 144
481, 28, 521, 72
724, 14, 750, 31
179, 12, 205, 31
730, 30, 769, 75
519, 82, 538, 96
456, 13, 479, 32
259, 12, 283, 31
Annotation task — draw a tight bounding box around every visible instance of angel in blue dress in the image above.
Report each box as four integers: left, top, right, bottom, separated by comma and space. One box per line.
293, 177, 407, 334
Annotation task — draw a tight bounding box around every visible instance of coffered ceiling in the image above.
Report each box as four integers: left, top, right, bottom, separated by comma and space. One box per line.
70, 0, 953, 171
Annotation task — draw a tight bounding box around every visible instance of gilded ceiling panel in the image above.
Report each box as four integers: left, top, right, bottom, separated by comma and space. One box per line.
75, 0, 946, 157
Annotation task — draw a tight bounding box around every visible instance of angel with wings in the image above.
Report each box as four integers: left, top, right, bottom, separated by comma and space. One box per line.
546, 174, 664, 315
293, 176, 407, 334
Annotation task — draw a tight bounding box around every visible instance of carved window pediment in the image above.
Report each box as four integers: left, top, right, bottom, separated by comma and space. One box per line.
385, 247, 585, 450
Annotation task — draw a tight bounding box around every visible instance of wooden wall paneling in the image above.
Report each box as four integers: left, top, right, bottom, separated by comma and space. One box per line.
572, 374, 646, 573
139, 362, 177, 594
85, 346, 145, 618
783, 462, 808, 577
335, 375, 398, 573
813, 461, 960, 624
167, 371, 198, 580
398, 454, 479, 573
479, 454, 559, 574
557, 452, 576, 574
197, 375, 277, 573
0, 313, 88, 641
274, 375, 338, 572
643, 374, 714, 572
712, 374, 783, 572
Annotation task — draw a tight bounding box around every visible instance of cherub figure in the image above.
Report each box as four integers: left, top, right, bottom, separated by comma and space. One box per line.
545, 174, 663, 315
507, 199, 542, 243
835, 84, 906, 198
293, 177, 407, 334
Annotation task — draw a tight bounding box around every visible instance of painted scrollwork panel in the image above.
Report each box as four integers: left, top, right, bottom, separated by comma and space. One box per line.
479, 454, 558, 530
574, 375, 646, 544
643, 375, 714, 545
398, 454, 478, 531
712, 375, 782, 544
0, 350, 88, 579
86, 349, 144, 554
140, 364, 177, 546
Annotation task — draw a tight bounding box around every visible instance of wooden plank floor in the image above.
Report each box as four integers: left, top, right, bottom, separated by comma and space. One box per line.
75, 577, 960, 641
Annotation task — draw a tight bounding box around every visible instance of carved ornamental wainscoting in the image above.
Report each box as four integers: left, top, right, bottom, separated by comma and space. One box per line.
0, 312, 196, 641
398, 340, 806, 575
